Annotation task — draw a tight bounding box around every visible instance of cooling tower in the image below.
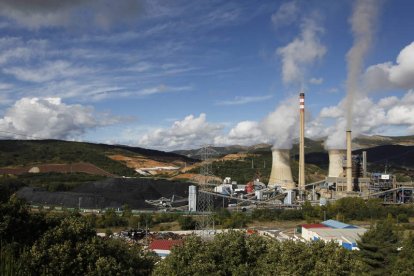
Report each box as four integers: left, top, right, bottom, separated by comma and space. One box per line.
268, 148, 295, 189
346, 130, 353, 192
328, 150, 345, 177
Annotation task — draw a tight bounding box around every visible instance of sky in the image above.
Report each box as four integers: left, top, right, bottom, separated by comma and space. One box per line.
0, 0, 414, 151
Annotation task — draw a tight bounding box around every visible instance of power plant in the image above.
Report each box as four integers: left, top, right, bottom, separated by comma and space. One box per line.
189, 92, 414, 211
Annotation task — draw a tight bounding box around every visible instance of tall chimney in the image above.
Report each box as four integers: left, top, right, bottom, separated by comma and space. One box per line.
346, 130, 353, 192
268, 148, 295, 190
298, 92, 305, 192
328, 149, 345, 177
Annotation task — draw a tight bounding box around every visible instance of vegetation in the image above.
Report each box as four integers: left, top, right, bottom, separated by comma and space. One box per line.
154, 231, 362, 275
0, 173, 105, 193
1, 189, 414, 275
0, 139, 195, 178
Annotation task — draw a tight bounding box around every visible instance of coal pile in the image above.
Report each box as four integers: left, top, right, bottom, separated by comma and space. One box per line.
17, 178, 190, 209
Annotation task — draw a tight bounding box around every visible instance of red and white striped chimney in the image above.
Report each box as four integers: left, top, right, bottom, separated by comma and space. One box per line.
298, 92, 305, 192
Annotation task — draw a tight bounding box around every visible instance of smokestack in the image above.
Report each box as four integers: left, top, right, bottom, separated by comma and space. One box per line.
298, 92, 305, 192
328, 149, 345, 177
268, 148, 295, 190
362, 151, 367, 178
346, 130, 353, 192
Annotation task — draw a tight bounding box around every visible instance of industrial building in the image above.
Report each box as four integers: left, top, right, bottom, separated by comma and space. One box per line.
299, 220, 367, 250
148, 239, 183, 258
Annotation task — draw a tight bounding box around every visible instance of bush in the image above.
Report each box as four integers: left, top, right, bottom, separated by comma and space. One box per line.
397, 213, 409, 223
178, 216, 197, 230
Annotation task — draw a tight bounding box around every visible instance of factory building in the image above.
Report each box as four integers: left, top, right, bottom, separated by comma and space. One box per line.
148, 239, 183, 258
300, 220, 367, 250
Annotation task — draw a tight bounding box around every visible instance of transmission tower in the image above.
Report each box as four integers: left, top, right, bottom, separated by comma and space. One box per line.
198, 145, 218, 187
196, 145, 218, 236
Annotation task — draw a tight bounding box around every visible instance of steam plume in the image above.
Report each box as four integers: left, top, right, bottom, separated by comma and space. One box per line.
345, 0, 380, 130
261, 97, 298, 149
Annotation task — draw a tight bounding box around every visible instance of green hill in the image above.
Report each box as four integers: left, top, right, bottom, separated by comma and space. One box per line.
0, 140, 197, 177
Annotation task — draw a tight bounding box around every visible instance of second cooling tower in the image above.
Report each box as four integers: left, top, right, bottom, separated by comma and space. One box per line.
268, 148, 295, 189
328, 149, 345, 177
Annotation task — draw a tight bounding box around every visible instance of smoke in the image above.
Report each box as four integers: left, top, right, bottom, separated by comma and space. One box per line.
261, 97, 299, 149
345, 0, 380, 130
0, 0, 144, 29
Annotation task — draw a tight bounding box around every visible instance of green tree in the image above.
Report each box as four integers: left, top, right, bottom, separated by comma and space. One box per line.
357, 219, 399, 275
391, 234, 414, 276
23, 216, 157, 275
178, 216, 196, 230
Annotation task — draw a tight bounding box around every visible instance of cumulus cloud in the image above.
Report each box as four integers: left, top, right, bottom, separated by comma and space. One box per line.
271, 1, 298, 28
214, 121, 265, 146
137, 114, 223, 150
313, 90, 414, 149
0, 97, 119, 139
277, 16, 326, 84
0, 0, 144, 29
364, 42, 414, 91
261, 97, 299, 149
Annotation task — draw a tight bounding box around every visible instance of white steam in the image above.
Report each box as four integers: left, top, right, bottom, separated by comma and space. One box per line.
345, 0, 380, 130
261, 97, 299, 149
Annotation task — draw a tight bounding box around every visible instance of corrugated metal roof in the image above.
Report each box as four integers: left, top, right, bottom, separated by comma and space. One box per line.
321, 219, 358, 229
302, 223, 329, 229
310, 228, 367, 244
148, 239, 183, 250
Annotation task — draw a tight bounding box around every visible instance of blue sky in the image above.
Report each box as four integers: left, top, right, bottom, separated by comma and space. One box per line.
0, 0, 414, 150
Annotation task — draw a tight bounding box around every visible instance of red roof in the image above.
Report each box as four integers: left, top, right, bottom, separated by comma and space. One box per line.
302, 224, 329, 229
148, 239, 183, 251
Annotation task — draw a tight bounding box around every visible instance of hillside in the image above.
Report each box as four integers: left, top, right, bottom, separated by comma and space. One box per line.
0, 140, 197, 177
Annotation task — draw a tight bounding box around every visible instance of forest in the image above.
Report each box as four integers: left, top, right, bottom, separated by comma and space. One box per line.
1, 182, 414, 275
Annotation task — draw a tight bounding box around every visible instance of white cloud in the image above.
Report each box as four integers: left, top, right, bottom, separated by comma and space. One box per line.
0, 0, 144, 29
137, 114, 223, 150
271, 1, 298, 28
214, 121, 265, 146
364, 42, 414, 91
313, 90, 414, 148
136, 85, 192, 96
0, 97, 119, 139
3, 60, 95, 83
277, 16, 326, 84
216, 95, 273, 106
309, 77, 323, 85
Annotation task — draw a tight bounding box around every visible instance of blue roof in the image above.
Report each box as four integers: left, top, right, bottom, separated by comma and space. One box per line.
321, 219, 358, 229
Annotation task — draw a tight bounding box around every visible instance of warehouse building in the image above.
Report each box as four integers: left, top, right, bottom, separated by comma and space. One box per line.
300, 220, 367, 250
